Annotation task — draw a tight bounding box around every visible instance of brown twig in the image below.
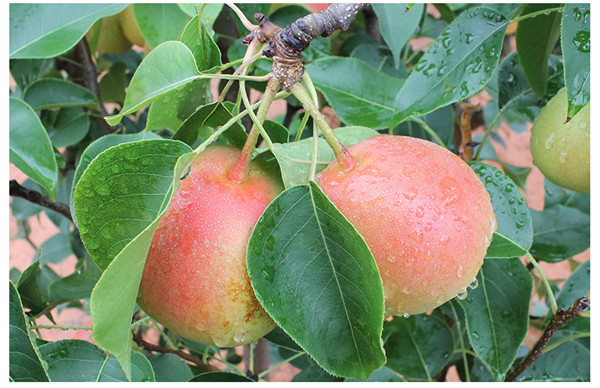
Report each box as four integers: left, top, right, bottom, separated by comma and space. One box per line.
506, 296, 590, 382
73, 38, 116, 134
132, 331, 219, 372
459, 102, 480, 162
9, 180, 73, 223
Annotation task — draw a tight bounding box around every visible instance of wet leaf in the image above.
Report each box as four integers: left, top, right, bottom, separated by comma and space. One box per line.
73, 139, 192, 270
40, 340, 154, 382
470, 162, 532, 258
394, 7, 507, 124
561, 3, 590, 117
529, 205, 590, 263
515, 339, 589, 382
458, 258, 532, 381
384, 315, 453, 381
84, 141, 195, 379
247, 182, 385, 379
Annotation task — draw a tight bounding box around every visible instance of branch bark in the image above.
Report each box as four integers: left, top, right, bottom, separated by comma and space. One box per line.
9, 180, 73, 223
506, 296, 590, 382
244, 3, 370, 90
132, 331, 219, 372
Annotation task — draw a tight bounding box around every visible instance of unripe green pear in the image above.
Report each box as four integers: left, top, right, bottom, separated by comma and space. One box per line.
119, 5, 146, 47
530, 88, 590, 193
317, 135, 496, 316
86, 14, 131, 54
138, 146, 282, 347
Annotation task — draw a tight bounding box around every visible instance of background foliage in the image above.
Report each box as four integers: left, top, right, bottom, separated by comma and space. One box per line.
9, 3, 590, 382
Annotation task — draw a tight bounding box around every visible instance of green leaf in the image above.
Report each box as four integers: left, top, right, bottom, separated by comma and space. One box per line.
529, 205, 590, 263
470, 162, 532, 258
70, 132, 162, 222
271, 126, 379, 188
9, 3, 128, 59
105, 41, 202, 126
38, 233, 74, 264
42, 107, 90, 148
9, 281, 50, 382
561, 3, 590, 117
178, 3, 223, 27
73, 139, 192, 270
394, 7, 507, 125
384, 314, 453, 381
516, 4, 562, 98
496, 53, 564, 122
499, 162, 531, 192
292, 364, 344, 382
23, 79, 99, 111
9, 97, 58, 199
264, 327, 303, 352
189, 372, 254, 382
543, 178, 590, 214
86, 142, 195, 379
133, 3, 190, 49
10, 58, 54, 93
305, 57, 404, 129
458, 258, 532, 381
145, 78, 212, 133
99, 62, 127, 105
47, 255, 101, 302
556, 259, 589, 310
247, 182, 386, 379
350, 43, 408, 79
345, 366, 407, 382
40, 340, 154, 382
372, 3, 424, 69
171, 101, 247, 147
516, 339, 589, 381
263, 120, 290, 144
16, 261, 60, 315
150, 353, 193, 382
180, 14, 222, 71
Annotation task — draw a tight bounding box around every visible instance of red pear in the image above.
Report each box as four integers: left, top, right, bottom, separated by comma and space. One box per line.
317, 135, 496, 316
138, 145, 282, 347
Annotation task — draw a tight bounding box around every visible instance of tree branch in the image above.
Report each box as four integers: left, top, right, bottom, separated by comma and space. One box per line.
244, 3, 370, 90
132, 331, 219, 372
506, 296, 590, 382
9, 180, 73, 223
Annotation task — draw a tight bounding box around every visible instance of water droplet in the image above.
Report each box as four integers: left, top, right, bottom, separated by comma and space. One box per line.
456, 264, 464, 278
504, 183, 514, 193
415, 206, 425, 218
456, 288, 468, 300
234, 331, 247, 343
403, 312, 411, 318
386, 255, 397, 264
558, 151, 568, 163
468, 278, 479, 289
544, 131, 556, 150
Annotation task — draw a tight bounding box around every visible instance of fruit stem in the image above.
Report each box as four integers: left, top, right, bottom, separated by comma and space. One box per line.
526, 252, 559, 314
228, 77, 281, 183
289, 81, 357, 172
226, 3, 259, 31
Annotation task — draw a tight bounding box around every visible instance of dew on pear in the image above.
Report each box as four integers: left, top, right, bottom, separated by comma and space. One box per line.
456, 288, 468, 300
468, 278, 479, 290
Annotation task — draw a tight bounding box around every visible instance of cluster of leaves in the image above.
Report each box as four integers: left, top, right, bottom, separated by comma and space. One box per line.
9, 3, 589, 383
